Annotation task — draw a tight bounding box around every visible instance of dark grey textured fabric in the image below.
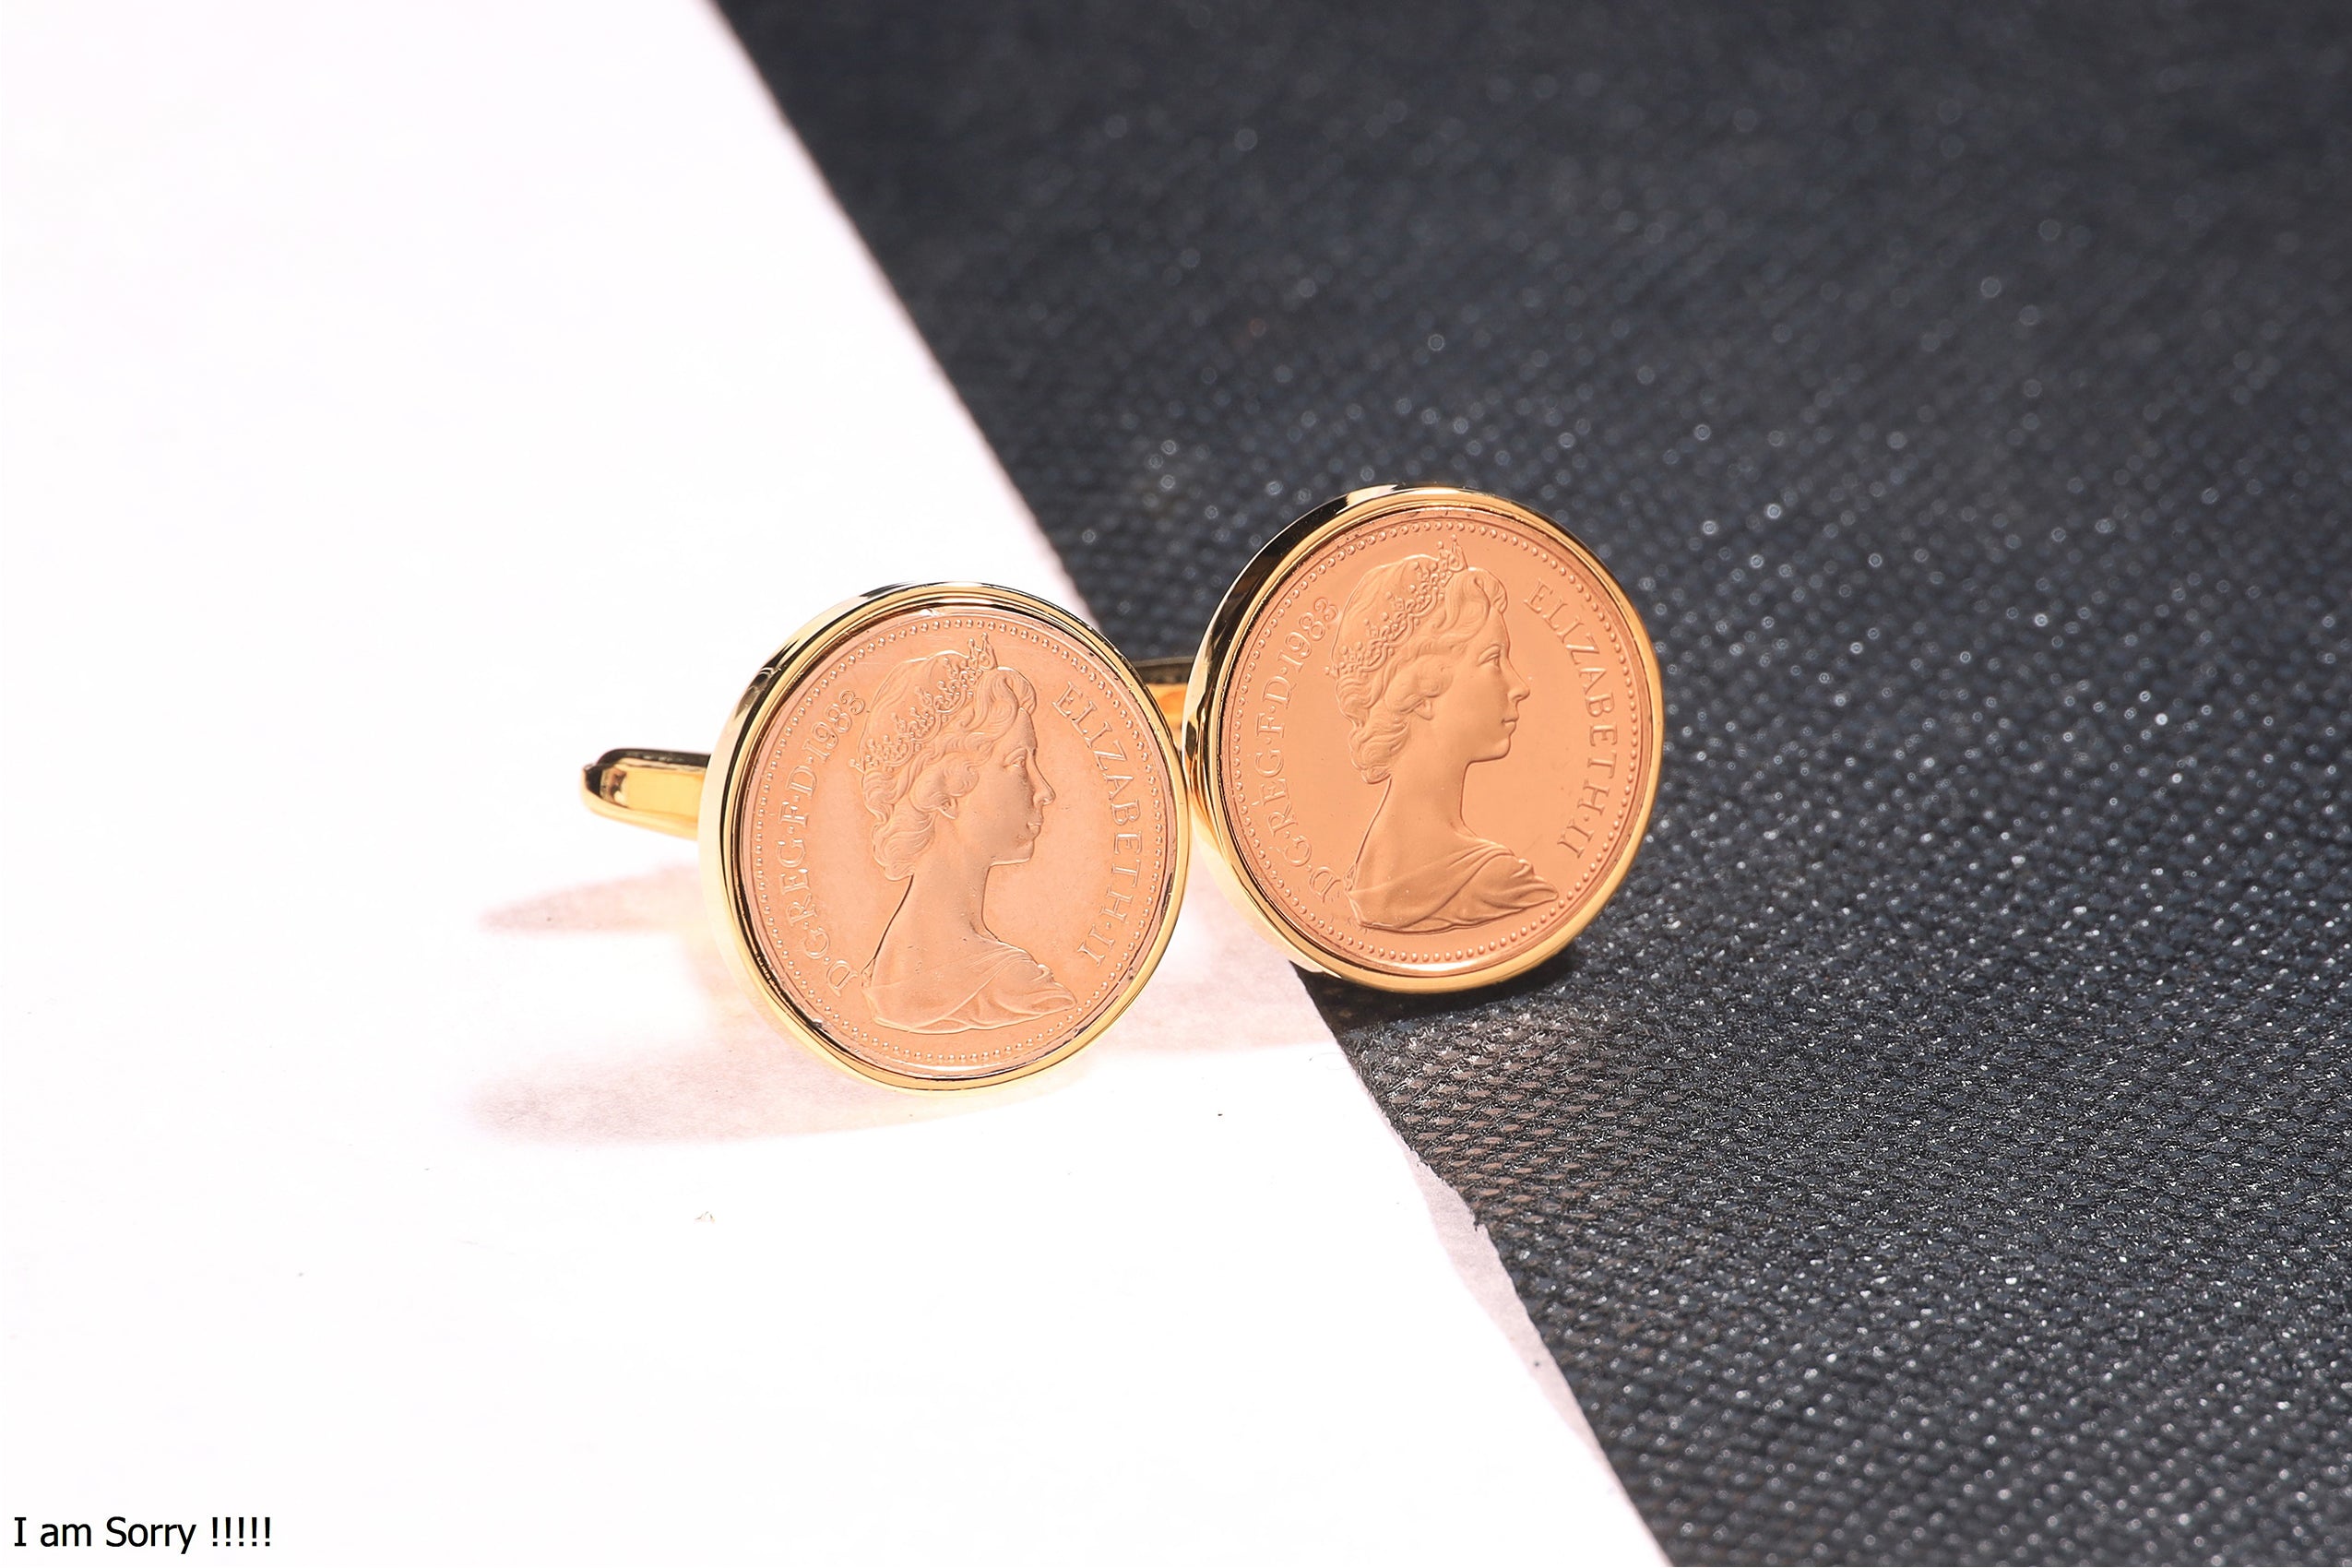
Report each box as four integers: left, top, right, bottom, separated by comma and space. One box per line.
719, 3, 2351, 1560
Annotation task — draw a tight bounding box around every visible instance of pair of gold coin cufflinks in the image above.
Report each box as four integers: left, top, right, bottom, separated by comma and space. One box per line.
581, 485, 1664, 1090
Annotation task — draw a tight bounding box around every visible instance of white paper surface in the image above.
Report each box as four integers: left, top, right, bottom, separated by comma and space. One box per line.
0, 2, 1662, 1560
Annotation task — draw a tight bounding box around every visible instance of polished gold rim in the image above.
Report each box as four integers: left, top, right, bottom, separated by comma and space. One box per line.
1182, 485, 1665, 993
697, 583, 1190, 1090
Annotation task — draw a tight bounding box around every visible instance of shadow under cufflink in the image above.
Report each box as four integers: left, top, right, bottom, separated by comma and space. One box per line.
472, 852, 1344, 1146
1302, 938, 1591, 1035
472, 866, 1039, 1142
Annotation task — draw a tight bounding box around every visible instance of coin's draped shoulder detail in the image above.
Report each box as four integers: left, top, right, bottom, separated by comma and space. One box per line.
733, 606, 1177, 1083
1213, 496, 1658, 985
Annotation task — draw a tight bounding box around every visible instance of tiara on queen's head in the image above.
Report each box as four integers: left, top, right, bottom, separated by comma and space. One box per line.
1328, 539, 1467, 683
853, 636, 996, 776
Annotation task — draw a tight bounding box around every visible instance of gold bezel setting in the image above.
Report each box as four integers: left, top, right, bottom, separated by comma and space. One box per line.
704, 583, 1189, 1090
586, 582, 1188, 1093
1180, 485, 1664, 993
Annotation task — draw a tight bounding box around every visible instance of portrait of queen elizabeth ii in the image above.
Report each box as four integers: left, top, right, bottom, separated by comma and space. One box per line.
852, 638, 1075, 1032
1330, 541, 1559, 932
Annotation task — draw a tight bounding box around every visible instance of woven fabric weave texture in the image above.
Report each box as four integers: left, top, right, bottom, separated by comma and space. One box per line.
721, 3, 2350, 1561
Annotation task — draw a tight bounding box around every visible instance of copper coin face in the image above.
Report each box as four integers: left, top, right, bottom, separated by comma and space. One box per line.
720, 589, 1183, 1087
1196, 488, 1661, 990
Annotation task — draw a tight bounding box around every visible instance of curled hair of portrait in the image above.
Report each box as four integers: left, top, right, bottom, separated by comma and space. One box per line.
852, 636, 998, 782
852, 638, 1045, 881
1328, 540, 1515, 785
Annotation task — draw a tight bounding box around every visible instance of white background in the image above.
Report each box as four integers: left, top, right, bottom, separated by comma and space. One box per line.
1, 3, 1660, 1560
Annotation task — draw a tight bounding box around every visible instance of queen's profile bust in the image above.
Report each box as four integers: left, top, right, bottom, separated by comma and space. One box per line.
853, 638, 1075, 1032
1330, 541, 1558, 933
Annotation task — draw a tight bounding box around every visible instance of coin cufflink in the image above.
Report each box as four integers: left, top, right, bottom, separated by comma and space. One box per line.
579, 487, 1661, 1080
583, 583, 1188, 1091
1157, 484, 1664, 992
